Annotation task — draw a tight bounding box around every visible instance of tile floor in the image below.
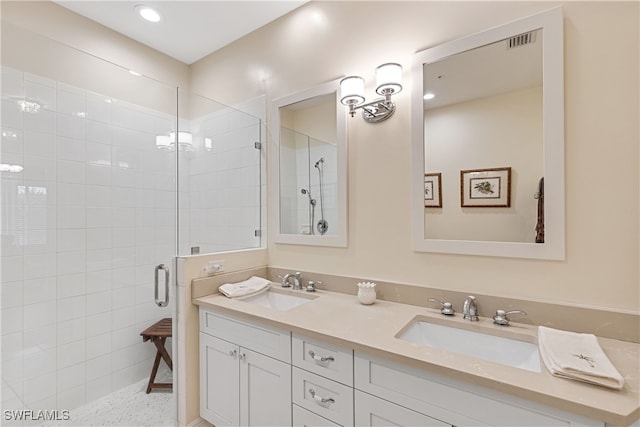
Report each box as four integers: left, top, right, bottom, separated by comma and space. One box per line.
42, 369, 175, 427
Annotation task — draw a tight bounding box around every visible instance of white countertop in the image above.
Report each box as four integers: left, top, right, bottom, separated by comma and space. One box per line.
193, 287, 640, 426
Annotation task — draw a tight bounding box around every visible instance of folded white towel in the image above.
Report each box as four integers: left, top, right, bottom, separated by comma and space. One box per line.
538, 326, 624, 390
219, 276, 271, 299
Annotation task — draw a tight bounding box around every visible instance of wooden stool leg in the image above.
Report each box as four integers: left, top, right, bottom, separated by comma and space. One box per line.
154, 337, 173, 371
146, 339, 163, 394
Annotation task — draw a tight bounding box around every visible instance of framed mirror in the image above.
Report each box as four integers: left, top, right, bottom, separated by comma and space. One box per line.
411, 7, 564, 259
271, 79, 348, 247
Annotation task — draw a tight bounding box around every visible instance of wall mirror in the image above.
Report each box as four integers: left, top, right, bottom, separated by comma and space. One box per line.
411, 7, 565, 259
271, 79, 348, 247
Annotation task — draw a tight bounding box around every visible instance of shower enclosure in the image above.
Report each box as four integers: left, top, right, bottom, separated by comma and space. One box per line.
1, 22, 262, 424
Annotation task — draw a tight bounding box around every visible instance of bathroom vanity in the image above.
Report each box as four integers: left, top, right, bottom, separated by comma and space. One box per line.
194, 287, 639, 427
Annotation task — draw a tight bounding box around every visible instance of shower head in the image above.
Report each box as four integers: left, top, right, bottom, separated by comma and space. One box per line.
314, 157, 325, 168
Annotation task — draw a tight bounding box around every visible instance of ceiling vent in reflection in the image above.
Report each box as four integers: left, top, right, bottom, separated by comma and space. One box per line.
507, 31, 537, 49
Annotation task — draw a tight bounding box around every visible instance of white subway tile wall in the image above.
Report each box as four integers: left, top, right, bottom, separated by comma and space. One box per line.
1, 66, 261, 415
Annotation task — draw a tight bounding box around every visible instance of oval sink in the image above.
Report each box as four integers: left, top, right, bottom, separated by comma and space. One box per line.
236, 289, 315, 311
397, 319, 541, 372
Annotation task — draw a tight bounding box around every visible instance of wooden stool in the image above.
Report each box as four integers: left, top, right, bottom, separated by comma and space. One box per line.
140, 318, 173, 394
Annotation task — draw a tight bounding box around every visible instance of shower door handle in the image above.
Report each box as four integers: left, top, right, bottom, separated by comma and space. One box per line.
154, 264, 170, 307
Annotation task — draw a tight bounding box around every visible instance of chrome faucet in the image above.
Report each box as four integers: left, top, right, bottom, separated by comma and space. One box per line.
462, 295, 479, 321
281, 272, 302, 290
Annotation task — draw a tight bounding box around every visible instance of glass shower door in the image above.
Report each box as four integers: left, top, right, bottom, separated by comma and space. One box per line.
1, 22, 178, 425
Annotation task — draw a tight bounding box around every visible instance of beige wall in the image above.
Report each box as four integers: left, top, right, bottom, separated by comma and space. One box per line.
190, 1, 639, 313
424, 87, 543, 242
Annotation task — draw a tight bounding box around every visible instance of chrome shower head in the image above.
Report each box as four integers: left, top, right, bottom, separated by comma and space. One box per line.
314, 157, 325, 168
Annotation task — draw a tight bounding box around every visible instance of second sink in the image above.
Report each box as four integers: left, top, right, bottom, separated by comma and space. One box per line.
397, 318, 541, 373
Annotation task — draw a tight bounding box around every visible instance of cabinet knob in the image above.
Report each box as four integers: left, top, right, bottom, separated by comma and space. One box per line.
229, 349, 237, 357
308, 388, 335, 405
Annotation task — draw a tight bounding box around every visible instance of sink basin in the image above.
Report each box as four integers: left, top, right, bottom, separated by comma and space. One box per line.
236, 289, 315, 311
397, 319, 541, 372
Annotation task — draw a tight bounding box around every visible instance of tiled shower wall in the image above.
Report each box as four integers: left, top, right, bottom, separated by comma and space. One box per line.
1, 66, 263, 414
0, 67, 177, 412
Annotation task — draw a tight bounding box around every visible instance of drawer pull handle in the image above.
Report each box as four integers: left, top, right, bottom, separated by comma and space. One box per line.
308, 350, 334, 363
308, 388, 335, 405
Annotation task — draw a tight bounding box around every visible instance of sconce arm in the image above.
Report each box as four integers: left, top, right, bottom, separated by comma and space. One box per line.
350, 97, 396, 123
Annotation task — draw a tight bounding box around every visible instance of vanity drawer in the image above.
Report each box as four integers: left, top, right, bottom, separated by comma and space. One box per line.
293, 404, 341, 427
355, 390, 449, 427
199, 309, 291, 363
293, 334, 353, 386
293, 367, 354, 426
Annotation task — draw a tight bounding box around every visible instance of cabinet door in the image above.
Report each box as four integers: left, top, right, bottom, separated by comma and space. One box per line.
200, 333, 240, 427
240, 347, 292, 427
355, 390, 450, 427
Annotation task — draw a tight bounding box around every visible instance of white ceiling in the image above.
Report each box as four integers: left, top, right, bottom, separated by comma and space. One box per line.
424, 29, 542, 109
54, 1, 307, 64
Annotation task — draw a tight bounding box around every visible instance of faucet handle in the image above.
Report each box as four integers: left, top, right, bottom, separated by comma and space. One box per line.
277, 274, 291, 288
493, 309, 527, 326
306, 280, 322, 292
428, 298, 455, 316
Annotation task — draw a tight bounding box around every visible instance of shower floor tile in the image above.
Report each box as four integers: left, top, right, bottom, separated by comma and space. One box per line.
44, 369, 174, 427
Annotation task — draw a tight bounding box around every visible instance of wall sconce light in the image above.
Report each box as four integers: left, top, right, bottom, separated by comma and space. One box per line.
155, 131, 194, 151
340, 62, 403, 123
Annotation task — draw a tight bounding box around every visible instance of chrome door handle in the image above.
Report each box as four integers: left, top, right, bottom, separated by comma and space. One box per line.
154, 264, 169, 307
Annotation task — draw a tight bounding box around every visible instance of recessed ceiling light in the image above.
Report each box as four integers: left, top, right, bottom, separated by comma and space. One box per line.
424, 92, 435, 100
135, 4, 161, 23
129, 70, 142, 77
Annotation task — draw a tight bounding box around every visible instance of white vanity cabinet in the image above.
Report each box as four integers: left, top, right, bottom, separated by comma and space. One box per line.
197, 304, 619, 427
354, 352, 604, 427
199, 309, 292, 427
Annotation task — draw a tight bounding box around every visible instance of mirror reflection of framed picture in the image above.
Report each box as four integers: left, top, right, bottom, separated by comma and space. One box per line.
424, 173, 442, 208
460, 167, 511, 207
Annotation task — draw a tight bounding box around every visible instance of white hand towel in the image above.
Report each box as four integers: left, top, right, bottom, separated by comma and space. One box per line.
538, 326, 624, 390
219, 276, 271, 299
